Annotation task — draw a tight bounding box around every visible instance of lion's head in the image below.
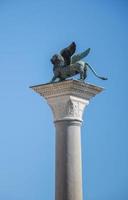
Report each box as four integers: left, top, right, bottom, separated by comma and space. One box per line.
50, 54, 65, 67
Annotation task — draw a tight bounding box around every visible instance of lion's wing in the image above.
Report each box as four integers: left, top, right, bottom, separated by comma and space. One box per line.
60, 42, 76, 65
71, 48, 90, 64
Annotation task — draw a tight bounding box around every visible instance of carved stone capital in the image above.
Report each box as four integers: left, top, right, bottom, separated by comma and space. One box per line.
48, 95, 88, 122
30, 80, 103, 122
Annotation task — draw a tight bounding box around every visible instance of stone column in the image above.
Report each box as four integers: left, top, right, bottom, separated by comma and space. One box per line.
30, 80, 103, 200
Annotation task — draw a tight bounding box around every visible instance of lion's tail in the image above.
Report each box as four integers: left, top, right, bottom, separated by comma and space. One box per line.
86, 63, 108, 80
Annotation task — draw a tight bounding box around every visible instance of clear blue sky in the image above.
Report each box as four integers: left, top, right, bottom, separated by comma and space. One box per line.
0, 0, 128, 200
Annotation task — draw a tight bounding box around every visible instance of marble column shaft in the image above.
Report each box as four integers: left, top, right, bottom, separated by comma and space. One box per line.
55, 120, 83, 200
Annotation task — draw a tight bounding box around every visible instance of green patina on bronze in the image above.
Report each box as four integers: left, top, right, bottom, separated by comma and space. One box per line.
50, 42, 107, 82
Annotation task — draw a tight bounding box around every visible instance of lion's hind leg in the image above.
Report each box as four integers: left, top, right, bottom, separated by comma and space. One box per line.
83, 67, 87, 80
79, 66, 85, 81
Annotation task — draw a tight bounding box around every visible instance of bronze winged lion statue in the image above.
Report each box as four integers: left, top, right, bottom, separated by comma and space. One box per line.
50, 42, 107, 82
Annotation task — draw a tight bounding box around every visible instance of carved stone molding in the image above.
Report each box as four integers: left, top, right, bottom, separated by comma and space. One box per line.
30, 80, 103, 100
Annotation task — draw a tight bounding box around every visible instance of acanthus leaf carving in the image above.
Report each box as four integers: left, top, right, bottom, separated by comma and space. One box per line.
48, 96, 88, 122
